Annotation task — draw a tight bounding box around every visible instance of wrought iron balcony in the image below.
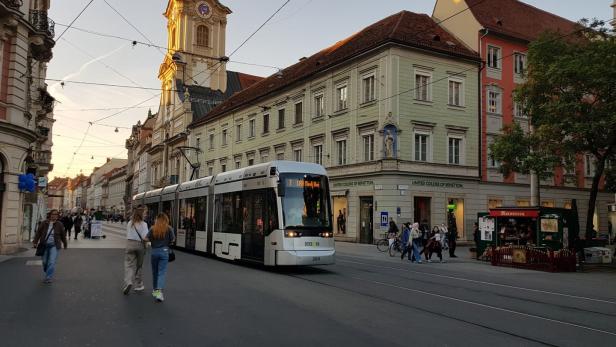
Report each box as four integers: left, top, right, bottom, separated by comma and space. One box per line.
29, 10, 55, 38
1, 0, 23, 10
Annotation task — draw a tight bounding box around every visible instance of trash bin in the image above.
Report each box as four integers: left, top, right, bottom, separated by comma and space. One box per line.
583, 247, 612, 264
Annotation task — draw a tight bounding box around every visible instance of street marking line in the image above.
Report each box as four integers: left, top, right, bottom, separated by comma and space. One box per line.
348, 275, 616, 337
337, 257, 616, 305
26, 260, 42, 266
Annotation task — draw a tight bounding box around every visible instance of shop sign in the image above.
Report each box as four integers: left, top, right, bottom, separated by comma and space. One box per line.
380, 212, 388, 227
411, 180, 463, 188
333, 180, 374, 188
489, 209, 539, 218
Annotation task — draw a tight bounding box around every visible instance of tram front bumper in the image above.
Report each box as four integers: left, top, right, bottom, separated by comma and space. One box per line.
276, 250, 335, 266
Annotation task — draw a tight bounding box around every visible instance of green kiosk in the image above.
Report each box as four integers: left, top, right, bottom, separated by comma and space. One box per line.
476, 207, 579, 259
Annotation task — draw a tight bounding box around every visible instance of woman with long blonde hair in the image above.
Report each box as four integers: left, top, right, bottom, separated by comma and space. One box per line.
145, 212, 175, 302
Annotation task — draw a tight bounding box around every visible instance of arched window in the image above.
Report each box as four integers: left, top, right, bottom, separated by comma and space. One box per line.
196, 25, 209, 47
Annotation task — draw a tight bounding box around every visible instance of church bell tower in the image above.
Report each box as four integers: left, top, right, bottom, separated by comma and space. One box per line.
159, 0, 231, 93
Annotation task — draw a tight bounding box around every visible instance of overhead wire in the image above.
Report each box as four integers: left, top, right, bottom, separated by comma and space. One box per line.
56, 0, 95, 41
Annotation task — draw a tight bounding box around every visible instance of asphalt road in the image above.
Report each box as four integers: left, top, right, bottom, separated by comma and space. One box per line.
1, 223, 615, 347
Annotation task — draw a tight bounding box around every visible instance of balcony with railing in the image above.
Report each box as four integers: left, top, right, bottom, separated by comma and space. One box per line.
1, 0, 23, 11
29, 10, 54, 38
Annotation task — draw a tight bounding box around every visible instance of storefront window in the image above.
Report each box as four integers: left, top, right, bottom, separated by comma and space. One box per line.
333, 196, 348, 234
488, 199, 502, 209
541, 200, 555, 208
516, 199, 530, 207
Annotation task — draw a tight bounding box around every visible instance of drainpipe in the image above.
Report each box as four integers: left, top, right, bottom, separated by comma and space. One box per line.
478, 29, 489, 182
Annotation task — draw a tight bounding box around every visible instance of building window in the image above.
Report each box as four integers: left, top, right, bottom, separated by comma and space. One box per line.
278, 109, 285, 129
222, 129, 228, 146
196, 25, 209, 47
209, 133, 215, 150
362, 74, 375, 103
585, 154, 595, 177
488, 199, 503, 209
487, 90, 501, 114
314, 94, 324, 118
249, 119, 255, 138
235, 124, 242, 142
208, 166, 213, 176
276, 152, 284, 161
313, 144, 323, 165
415, 73, 431, 101
248, 158, 254, 166
195, 137, 200, 151
294, 102, 303, 124
514, 102, 527, 118
263, 114, 269, 133
293, 149, 302, 162
363, 134, 374, 161
516, 199, 530, 207
448, 80, 463, 106
487, 46, 501, 69
414, 134, 429, 162
261, 152, 269, 162
235, 160, 241, 169
514, 53, 526, 75
448, 137, 462, 165
336, 139, 347, 165
487, 136, 500, 168
221, 164, 226, 173
336, 84, 348, 111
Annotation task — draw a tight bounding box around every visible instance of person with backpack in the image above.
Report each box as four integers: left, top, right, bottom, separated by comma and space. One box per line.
123, 207, 148, 295
145, 213, 175, 302
32, 210, 67, 284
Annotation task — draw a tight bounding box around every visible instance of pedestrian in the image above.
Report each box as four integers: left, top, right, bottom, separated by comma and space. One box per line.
420, 219, 430, 248
387, 218, 399, 248
410, 222, 423, 263
473, 222, 480, 259
123, 207, 148, 295
73, 213, 83, 240
32, 209, 67, 284
439, 223, 449, 250
61, 212, 74, 239
146, 213, 175, 302
400, 222, 412, 260
448, 214, 458, 258
424, 226, 444, 263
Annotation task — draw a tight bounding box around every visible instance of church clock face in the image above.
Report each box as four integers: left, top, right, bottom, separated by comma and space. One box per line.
196, 1, 212, 18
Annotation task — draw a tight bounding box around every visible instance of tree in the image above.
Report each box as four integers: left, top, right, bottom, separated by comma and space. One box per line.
490, 20, 616, 239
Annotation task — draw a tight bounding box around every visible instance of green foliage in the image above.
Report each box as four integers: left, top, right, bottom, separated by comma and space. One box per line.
489, 19, 616, 235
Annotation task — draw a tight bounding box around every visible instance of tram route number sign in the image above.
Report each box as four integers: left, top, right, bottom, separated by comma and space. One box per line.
380, 212, 389, 228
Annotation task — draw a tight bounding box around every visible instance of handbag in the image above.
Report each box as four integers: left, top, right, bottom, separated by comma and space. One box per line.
168, 248, 176, 262
132, 223, 147, 250
35, 224, 54, 256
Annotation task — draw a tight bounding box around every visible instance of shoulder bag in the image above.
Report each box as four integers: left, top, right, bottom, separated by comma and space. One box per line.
132, 223, 147, 250
35, 224, 53, 256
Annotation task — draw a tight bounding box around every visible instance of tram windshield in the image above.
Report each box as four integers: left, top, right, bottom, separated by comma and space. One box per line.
280, 173, 331, 230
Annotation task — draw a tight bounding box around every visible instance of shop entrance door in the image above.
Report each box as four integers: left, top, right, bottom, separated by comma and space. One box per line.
414, 197, 431, 226
448, 198, 465, 239
359, 197, 373, 244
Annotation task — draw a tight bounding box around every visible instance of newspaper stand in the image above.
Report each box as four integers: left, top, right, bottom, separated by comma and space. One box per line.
477, 207, 578, 272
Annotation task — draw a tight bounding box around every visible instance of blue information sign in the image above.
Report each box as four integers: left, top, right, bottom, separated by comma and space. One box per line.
380, 211, 389, 227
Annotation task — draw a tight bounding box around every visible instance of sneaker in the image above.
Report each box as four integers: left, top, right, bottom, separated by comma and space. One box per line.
43, 278, 52, 284
133, 285, 145, 292
417, 261, 422, 264
427, 259, 432, 263
157, 291, 164, 302
123, 284, 132, 295
152, 290, 158, 298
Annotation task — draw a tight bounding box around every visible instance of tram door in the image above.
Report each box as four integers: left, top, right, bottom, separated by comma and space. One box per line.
241, 190, 265, 260
359, 197, 373, 244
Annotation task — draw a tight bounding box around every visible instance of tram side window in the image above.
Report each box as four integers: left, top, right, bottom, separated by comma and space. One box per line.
242, 190, 264, 235
215, 192, 244, 233
162, 201, 174, 228
179, 199, 195, 230
195, 196, 207, 231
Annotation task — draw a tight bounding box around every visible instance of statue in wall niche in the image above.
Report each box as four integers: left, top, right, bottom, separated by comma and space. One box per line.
385, 130, 394, 158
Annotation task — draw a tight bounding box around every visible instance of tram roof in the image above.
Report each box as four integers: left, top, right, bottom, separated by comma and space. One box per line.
178, 176, 212, 192
144, 188, 163, 198
133, 192, 145, 201
161, 184, 179, 195
213, 161, 327, 184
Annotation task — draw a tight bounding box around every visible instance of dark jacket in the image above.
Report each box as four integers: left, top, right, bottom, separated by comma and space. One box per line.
401, 227, 411, 246
33, 220, 67, 250
61, 216, 73, 230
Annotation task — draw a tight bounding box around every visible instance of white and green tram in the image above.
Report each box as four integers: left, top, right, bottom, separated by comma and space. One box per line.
133, 161, 335, 266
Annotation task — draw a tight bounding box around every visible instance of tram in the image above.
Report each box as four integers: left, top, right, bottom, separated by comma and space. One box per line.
133, 161, 335, 266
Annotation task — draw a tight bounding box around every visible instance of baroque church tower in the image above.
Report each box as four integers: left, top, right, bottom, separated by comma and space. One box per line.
159, 0, 231, 100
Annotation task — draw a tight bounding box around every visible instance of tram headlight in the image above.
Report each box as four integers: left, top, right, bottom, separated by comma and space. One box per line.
320, 232, 332, 238
285, 230, 301, 238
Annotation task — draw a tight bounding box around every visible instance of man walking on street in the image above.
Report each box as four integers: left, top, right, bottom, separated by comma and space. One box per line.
33, 210, 68, 284
61, 212, 73, 240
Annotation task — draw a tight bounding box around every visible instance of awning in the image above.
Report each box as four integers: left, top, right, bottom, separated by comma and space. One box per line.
331, 190, 348, 197
489, 209, 539, 218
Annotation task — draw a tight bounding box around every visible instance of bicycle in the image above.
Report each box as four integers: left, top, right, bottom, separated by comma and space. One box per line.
376, 234, 390, 252
389, 238, 404, 257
